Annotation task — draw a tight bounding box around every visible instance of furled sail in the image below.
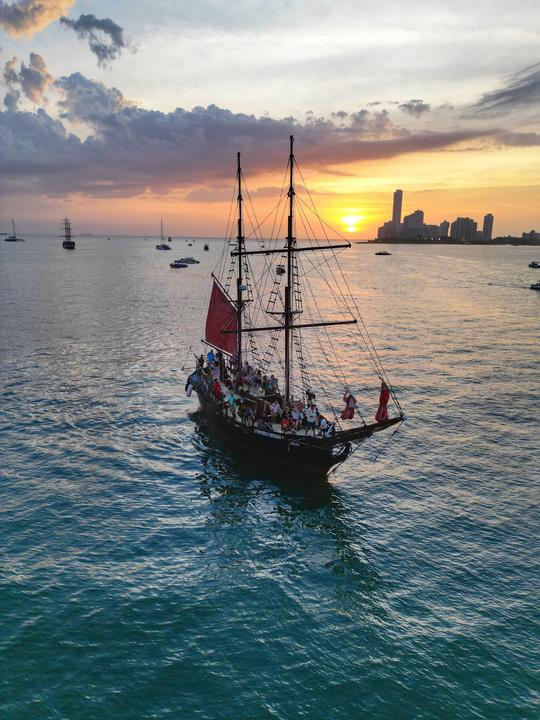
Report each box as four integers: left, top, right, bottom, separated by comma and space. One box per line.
205, 279, 238, 355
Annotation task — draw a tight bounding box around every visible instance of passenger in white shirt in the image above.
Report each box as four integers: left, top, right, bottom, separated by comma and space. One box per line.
305, 404, 318, 436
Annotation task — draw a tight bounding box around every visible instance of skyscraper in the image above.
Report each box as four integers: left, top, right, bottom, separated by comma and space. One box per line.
403, 210, 424, 239
450, 217, 477, 243
392, 189, 403, 232
440, 220, 450, 238
482, 213, 494, 242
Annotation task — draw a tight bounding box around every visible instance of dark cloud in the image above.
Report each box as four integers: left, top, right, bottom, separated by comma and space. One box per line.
59, 13, 132, 67
0, 73, 496, 199
0, 0, 73, 36
474, 63, 540, 113
399, 99, 431, 117
2, 52, 53, 109
3, 88, 20, 110
185, 184, 320, 203
499, 131, 540, 146
55, 72, 128, 122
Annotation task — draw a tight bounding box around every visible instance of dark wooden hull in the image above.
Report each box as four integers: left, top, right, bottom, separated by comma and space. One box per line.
194, 389, 401, 478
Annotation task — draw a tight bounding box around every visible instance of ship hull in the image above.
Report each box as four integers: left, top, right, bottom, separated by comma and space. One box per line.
195, 389, 360, 477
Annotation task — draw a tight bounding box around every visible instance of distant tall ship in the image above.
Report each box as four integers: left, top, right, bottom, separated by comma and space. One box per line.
185, 136, 404, 476
5, 219, 24, 242
156, 220, 171, 250
62, 218, 76, 249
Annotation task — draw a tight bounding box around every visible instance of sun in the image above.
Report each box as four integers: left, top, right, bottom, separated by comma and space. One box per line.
341, 214, 364, 233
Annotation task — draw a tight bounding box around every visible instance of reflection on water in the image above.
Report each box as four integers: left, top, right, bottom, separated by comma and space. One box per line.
0, 237, 538, 719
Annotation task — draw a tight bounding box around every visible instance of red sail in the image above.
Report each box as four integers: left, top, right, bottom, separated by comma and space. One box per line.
205, 280, 238, 355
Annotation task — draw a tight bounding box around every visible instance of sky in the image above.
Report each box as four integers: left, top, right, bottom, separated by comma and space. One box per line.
0, 0, 539, 238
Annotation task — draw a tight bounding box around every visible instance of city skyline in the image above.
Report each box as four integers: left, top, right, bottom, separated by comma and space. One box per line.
378, 189, 499, 242
1, 1, 539, 237
377, 187, 539, 243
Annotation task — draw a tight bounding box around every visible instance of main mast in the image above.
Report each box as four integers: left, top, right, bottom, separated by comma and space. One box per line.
284, 135, 295, 404
236, 152, 244, 370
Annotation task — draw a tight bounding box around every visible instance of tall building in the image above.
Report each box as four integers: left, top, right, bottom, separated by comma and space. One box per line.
377, 221, 394, 239
450, 217, 477, 243
440, 220, 449, 238
392, 189, 403, 232
482, 213, 494, 242
403, 210, 424, 239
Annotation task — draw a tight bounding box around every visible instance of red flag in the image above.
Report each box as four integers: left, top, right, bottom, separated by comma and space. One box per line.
205, 280, 238, 355
375, 382, 390, 423
341, 393, 356, 420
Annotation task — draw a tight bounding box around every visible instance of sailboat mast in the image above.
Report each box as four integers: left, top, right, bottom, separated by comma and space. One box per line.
12, 218, 15, 236
236, 152, 244, 369
284, 135, 295, 404
160, 218, 164, 241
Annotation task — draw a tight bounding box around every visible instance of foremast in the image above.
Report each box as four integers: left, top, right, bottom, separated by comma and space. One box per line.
284, 135, 296, 405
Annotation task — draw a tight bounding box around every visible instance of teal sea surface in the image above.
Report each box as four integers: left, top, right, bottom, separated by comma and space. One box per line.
1, 238, 538, 719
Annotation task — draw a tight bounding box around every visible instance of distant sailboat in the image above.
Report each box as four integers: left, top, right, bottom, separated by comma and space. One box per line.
5, 218, 24, 242
62, 218, 76, 249
156, 220, 171, 250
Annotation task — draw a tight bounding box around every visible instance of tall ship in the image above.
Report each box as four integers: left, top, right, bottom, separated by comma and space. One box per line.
5, 219, 24, 242
62, 218, 76, 249
186, 137, 404, 476
156, 220, 171, 250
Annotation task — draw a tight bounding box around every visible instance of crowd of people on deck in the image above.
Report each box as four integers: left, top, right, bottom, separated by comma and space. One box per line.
187, 348, 337, 438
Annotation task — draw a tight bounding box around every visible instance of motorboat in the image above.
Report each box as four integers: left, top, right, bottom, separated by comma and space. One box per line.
529, 261, 540, 269
204, 244, 209, 251
177, 257, 200, 264
375, 250, 391, 256
170, 260, 188, 268
530, 282, 540, 291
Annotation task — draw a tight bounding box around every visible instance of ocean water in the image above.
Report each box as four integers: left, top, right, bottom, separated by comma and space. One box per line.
1, 237, 538, 719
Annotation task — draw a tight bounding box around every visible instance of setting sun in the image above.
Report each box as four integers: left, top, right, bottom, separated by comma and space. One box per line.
341, 214, 364, 233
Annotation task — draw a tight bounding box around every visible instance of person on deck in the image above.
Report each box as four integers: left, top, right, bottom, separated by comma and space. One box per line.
242, 404, 254, 427
305, 403, 318, 436
318, 416, 329, 437
270, 400, 281, 423
212, 378, 222, 400
226, 392, 236, 418
291, 408, 301, 431
280, 406, 292, 432
211, 362, 221, 381
207, 349, 215, 364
